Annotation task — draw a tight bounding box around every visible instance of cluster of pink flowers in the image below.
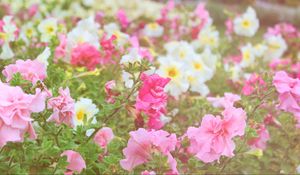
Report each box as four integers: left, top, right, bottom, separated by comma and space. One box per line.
273, 71, 300, 127
61, 150, 86, 175
186, 106, 247, 163
99, 34, 118, 64
47, 87, 75, 127
120, 128, 178, 174
242, 73, 266, 96
248, 124, 270, 150
70, 43, 101, 70
135, 73, 171, 129
269, 58, 300, 79
265, 23, 299, 38
2, 59, 47, 84
0, 83, 47, 147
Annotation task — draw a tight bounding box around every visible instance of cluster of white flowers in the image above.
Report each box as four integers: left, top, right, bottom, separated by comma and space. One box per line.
157, 41, 218, 98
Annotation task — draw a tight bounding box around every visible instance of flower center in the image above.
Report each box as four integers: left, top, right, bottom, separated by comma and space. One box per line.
76, 109, 85, 121
242, 20, 251, 28
167, 67, 179, 78
193, 62, 202, 70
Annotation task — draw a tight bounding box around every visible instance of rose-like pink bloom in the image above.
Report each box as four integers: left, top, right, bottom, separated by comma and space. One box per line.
105, 80, 117, 104
94, 127, 114, 148
242, 74, 266, 96
141, 170, 156, 175
135, 73, 170, 129
207, 93, 240, 108
0, 83, 47, 147
248, 124, 270, 150
186, 107, 247, 163
71, 43, 101, 70
99, 34, 117, 64
61, 150, 86, 175
2, 59, 46, 84
120, 128, 178, 174
54, 34, 67, 61
47, 87, 75, 127
116, 9, 129, 29
273, 71, 300, 127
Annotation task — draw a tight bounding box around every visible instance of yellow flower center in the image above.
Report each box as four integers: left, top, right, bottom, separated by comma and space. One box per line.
242, 20, 251, 28
148, 23, 158, 30
167, 67, 179, 78
26, 29, 33, 37
269, 42, 281, 50
243, 50, 251, 61
193, 62, 202, 70
0, 32, 7, 40
76, 109, 85, 121
46, 25, 55, 34
179, 50, 186, 59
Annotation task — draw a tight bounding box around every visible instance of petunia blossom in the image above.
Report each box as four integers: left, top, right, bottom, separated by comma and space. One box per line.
61, 150, 86, 175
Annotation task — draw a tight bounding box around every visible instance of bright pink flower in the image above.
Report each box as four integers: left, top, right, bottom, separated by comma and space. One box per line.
54, 34, 67, 61
27, 4, 38, 18
71, 43, 101, 70
116, 9, 129, 29
120, 128, 178, 174
187, 107, 247, 163
47, 87, 75, 127
105, 80, 117, 104
61, 150, 86, 175
135, 73, 170, 129
0, 83, 47, 147
2, 59, 46, 84
94, 127, 114, 148
225, 19, 233, 36
207, 93, 240, 108
242, 74, 266, 96
248, 124, 270, 150
99, 34, 118, 64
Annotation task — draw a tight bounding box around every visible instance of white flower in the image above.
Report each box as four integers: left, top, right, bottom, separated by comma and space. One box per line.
157, 56, 189, 98
120, 48, 142, 65
122, 71, 134, 88
164, 41, 196, 61
233, 7, 259, 37
103, 22, 129, 47
143, 22, 164, 38
264, 35, 287, 61
74, 98, 99, 127
200, 47, 218, 71
38, 18, 58, 42
254, 43, 267, 57
20, 22, 37, 45
0, 42, 14, 59
192, 26, 219, 49
240, 43, 256, 68
0, 16, 18, 59
36, 47, 51, 67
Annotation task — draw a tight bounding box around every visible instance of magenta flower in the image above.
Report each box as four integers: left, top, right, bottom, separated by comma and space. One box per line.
71, 43, 101, 70
135, 73, 170, 129
187, 107, 247, 163
47, 87, 75, 127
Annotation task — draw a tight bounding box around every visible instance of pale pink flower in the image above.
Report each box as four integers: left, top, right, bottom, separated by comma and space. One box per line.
187, 107, 247, 163
225, 19, 233, 36
242, 73, 266, 96
207, 93, 240, 108
105, 80, 117, 104
248, 124, 270, 150
120, 128, 178, 174
71, 43, 101, 70
141, 170, 156, 175
94, 127, 114, 148
54, 34, 67, 61
135, 73, 170, 129
2, 59, 46, 84
47, 87, 75, 127
0, 83, 47, 147
61, 150, 86, 175
116, 9, 129, 29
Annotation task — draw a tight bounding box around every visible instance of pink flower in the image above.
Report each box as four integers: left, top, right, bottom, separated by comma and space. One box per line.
116, 9, 129, 29
93, 127, 114, 148
135, 73, 170, 129
2, 59, 46, 84
99, 34, 117, 64
54, 34, 67, 61
0, 83, 47, 147
248, 124, 270, 150
71, 43, 101, 70
225, 19, 233, 36
129, 36, 154, 62
207, 93, 240, 108
186, 107, 247, 163
120, 128, 178, 174
61, 150, 86, 175
141, 170, 156, 175
242, 74, 266, 96
105, 80, 117, 104
273, 71, 300, 127
47, 87, 75, 127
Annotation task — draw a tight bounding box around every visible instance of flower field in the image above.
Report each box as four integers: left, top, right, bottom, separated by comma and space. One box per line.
0, 0, 300, 174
